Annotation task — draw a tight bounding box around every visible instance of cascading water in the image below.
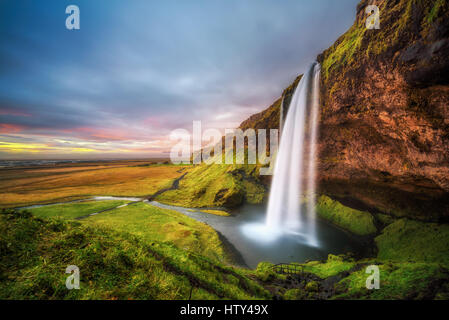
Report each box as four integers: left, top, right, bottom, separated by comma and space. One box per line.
265, 62, 321, 246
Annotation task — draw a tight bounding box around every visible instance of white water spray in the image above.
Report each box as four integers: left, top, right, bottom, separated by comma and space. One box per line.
265, 62, 321, 246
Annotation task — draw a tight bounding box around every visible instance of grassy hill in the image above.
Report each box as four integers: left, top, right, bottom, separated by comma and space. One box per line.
0, 208, 270, 300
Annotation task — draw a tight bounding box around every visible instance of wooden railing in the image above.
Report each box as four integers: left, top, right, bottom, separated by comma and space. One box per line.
271, 263, 303, 275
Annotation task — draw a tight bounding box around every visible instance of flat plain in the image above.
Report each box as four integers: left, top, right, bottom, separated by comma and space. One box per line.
0, 160, 189, 207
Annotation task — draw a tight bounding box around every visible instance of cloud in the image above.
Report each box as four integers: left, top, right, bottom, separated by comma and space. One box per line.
0, 123, 26, 133
0, 0, 359, 158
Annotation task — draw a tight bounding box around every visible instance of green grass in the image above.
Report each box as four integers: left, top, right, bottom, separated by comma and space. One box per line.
0, 209, 270, 300
333, 261, 449, 300
300, 254, 356, 279
82, 202, 227, 262
156, 164, 265, 208
316, 195, 377, 236
375, 218, 449, 264
28, 200, 130, 220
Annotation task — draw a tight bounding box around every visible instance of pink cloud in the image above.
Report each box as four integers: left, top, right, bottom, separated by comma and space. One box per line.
0, 123, 26, 133
63, 126, 138, 141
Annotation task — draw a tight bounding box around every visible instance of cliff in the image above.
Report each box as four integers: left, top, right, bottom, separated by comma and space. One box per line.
239, 0, 449, 221
316, 0, 449, 221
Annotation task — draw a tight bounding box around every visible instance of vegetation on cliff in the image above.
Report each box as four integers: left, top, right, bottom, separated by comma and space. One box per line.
316, 195, 377, 236
156, 164, 266, 208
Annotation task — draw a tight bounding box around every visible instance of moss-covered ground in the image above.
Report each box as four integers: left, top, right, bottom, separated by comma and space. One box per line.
300, 254, 356, 279
375, 218, 449, 264
0, 209, 270, 300
333, 261, 449, 299
316, 195, 377, 236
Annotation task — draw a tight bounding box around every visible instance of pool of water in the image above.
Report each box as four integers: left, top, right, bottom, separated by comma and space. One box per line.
150, 201, 364, 268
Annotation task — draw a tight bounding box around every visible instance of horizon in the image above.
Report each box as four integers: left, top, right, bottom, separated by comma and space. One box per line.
0, 0, 359, 160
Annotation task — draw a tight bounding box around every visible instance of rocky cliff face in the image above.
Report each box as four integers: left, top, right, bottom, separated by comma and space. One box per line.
239, 0, 449, 221
316, 0, 449, 221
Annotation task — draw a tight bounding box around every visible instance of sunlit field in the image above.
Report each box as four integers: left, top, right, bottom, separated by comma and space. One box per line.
0, 161, 189, 207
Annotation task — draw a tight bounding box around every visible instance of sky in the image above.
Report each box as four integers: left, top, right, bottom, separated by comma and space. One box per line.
0, 0, 359, 159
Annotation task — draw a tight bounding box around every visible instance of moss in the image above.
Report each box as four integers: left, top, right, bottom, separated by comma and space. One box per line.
375, 213, 396, 226
427, 0, 445, 23
320, 0, 447, 87
305, 281, 319, 292
200, 209, 230, 217
284, 288, 303, 300
375, 218, 449, 264
321, 24, 366, 80
334, 262, 449, 300
301, 254, 356, 279
316, 195, 377, 236
255, 262, 277, 282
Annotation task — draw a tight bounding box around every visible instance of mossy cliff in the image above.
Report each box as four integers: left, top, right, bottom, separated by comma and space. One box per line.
316, 195, 377, 236
316, 0, 449, 221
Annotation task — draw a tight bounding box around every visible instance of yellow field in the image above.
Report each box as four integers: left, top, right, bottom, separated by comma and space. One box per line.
0, 161, 189, 207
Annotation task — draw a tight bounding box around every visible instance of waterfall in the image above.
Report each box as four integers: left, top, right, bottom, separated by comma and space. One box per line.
265, 62, 321, 246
